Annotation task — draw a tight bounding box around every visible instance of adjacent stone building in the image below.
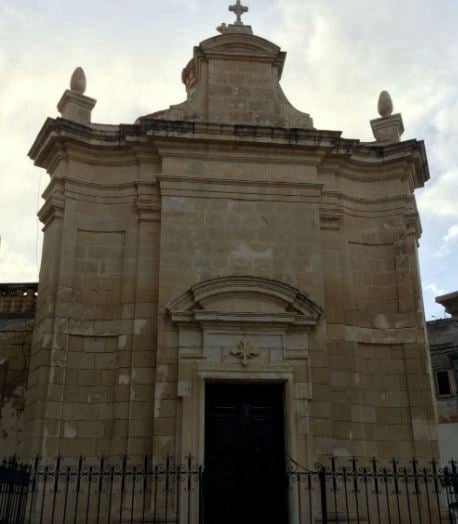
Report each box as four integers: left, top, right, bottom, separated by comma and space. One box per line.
428, 300, 458, 461
1, 6, 440, 474
437, 291, 458, 321
0, 284, 37, 456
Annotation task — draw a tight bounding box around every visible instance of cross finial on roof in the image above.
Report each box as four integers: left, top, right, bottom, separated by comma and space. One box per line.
229, 0, 249, 25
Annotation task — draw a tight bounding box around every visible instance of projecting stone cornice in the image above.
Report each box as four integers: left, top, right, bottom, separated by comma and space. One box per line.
29, 118, 429, 188
38, 193, 65, 229
436, 292, 458, 320
38, 176, 161, 222
0, 283, 38, 319
158, 174, 323, 203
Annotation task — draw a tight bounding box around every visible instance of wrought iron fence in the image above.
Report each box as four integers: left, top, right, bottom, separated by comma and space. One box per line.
0, 458, 29, 524
0, 455, 457, 524
0, 456, 203, 524
289, 457, 458, 524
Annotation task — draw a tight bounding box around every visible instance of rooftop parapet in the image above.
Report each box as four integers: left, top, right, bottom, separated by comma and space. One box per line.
437, 291, 458, 320
0, 284, 38, 319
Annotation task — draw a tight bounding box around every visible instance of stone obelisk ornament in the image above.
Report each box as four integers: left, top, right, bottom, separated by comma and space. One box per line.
378, 90, 394, 118
70, 67, 87, 95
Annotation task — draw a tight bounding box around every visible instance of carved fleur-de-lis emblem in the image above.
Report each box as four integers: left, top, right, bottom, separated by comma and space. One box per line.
231, 338, 259, 367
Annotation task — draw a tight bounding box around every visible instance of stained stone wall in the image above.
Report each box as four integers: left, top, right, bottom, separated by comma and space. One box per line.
427, 318, 458, 461
0, 284, 37, 456
22, 26, 440, 465
21, 167, 161, 458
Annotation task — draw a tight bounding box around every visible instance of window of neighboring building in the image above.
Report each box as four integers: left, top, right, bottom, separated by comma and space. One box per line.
436, 370, 453, 396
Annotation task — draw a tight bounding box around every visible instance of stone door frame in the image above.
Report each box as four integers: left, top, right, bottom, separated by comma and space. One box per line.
167, 275, 323, 474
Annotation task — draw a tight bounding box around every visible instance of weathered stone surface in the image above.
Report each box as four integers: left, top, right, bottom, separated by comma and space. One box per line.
427, 318, 458, 461
378, 90, 394, 117
70, 67, 87, 94
0, 23, 439, 466
58, 68, 96, 124
138, 31, 313, 128
0, 284, 37, 456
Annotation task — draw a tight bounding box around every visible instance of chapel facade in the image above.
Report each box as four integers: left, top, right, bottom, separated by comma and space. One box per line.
10, 5, 440, 471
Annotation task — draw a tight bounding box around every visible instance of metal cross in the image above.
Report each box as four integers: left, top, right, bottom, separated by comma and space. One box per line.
231, 338, 259, 367
229, 0, 249, 25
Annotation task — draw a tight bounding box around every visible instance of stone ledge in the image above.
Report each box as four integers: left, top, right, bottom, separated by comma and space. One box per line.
0, 284, 38, 319
29, 117, 429, 185
436, 291, 458, 320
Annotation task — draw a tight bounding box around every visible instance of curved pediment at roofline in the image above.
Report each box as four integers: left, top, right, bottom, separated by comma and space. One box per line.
197, 33, 286, 77
167, 276, 323, 327
138, 30, 313, 129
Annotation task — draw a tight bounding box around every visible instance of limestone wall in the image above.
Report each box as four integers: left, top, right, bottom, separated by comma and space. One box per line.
22, 151, 161, 459
427, 318, 458, 461
0, 284, 37, 457
26, 120, 439, 464
317, 207, 439, 460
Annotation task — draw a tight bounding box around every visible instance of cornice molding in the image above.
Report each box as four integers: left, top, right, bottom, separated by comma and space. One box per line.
136, 197, 161, 222
158, 174, 323, 204
436, 292, 458, 320
28, 119, 430, 205
38, 193, 65, 229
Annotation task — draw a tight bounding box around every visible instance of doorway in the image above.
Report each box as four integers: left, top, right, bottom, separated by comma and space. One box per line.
204, 383, 289, 524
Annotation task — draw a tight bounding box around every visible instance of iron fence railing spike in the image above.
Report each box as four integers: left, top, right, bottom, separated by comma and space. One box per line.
0, 455, 457, 523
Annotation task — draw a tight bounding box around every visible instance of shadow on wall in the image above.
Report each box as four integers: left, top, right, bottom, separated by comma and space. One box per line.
0, 283, 37, 456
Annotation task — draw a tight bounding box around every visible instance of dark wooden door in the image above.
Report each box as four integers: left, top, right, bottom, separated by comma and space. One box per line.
204, 384, 288, 524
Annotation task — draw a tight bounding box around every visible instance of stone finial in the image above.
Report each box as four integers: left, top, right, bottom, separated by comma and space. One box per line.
371, 90, 404, 144
217, 23, 228, 34
70, 67, 87, 94
58, 67, 96, 124
378, 90, 393, 117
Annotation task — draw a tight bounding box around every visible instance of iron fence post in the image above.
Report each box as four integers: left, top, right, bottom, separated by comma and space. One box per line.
319, 466, 328, 524
1, 455, 457, 524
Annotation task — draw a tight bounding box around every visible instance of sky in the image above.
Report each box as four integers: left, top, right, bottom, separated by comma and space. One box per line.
0, 0, 457, 319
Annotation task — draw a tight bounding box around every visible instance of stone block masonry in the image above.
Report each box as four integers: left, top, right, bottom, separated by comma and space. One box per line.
2, 15, 439, 470
0, 284, 37, 456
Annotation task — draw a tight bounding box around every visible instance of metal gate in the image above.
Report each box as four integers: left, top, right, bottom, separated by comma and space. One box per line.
0, 458, 30, 524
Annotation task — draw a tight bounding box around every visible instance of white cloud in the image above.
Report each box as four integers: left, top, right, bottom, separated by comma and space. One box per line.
0, 2, 189, 283
434, 223, 458, 259
0, 238, 37, 282
422, 283, 454, 319
418, 170, 458, 219
444, 225, 458, 245
0, 1, 41, 32
273, 0, 458, 318
424, 283, 446, 297
0, 0, 457, 320
274, 0, 458, 141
